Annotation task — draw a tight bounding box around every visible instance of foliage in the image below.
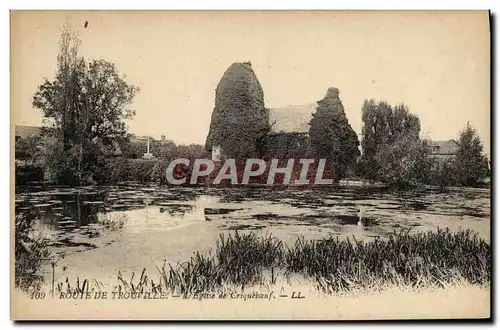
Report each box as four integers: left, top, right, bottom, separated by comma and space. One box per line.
32, 131, 73, 183
31, 24, 139, 184
360, 99, 389, 179
118, 137, 146, 159
359, 103, 489, 188
309, 88, 360, 182
103, 142, 206, 184
102, 140, 207, 183
429, 158, 458, 188
265, 133, 309, 160
453, 122, 489, 186
287, 228, 490, 293
205, 62, 270, 159
119, 136, 182, 160
374, 137, 433, 187
104, 158, 167, 183
361, 100, 420, 158
153, 140, 178, 159
15, 135, 46, 183
427, 123, 489, 188
360, 100, 427, 185
15, 136, 40, 162
15, 214, 50, 293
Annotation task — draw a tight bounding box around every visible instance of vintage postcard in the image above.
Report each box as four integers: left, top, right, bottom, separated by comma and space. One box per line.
11, 10, 491, 320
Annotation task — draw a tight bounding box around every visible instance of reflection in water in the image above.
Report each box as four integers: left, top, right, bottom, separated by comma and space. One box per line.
14, 185, 491, 252
14, 185, 491, 292
17, 191, 105, 232
117, 195, 220, 234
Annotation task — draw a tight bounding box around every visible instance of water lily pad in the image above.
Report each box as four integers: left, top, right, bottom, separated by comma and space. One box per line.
82, 201, 104, 205
33, 203, 51, 207
58, 220, 77, 225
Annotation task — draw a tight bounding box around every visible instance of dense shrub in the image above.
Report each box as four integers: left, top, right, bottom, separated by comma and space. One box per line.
15, 214, 50, 293
374, 137, 433, 187
453, 123, 489, 186
104, 158, 170, 183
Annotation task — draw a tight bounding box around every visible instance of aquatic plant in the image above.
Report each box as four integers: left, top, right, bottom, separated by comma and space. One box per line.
285, 228, 490, 293
154, 232, 283, 296
216, 231, 284, 285
55, 228, 490, 296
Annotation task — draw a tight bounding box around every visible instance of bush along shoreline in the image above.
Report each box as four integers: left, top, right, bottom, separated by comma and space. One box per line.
47, 228, 491, 297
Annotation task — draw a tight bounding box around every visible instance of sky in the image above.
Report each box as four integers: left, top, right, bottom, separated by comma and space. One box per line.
11, 11, 490, 155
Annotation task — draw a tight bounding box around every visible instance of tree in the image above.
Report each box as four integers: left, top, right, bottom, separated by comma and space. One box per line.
360, 99, 424, 184
32, 24, 139, 184
454, 122, 489, 186
32, 132, 66, 182
374, 136, 432, 187
309, 87, 360, 181
390, 103, 420, 140
430, 157, 458, 188
359, 99, 392, 179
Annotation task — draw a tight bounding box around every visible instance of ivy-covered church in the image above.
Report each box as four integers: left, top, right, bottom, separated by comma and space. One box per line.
205, 62, 359, 180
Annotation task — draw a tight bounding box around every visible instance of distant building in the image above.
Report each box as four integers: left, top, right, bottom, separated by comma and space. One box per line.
429, 139, 459, 160
130, 134, 151, 143
266, 103, 316, 159
131, 134, 173, 145
268, 103, 316, 136
205, 62, 354, 162
15, 125, 122, 157
210, 103, 316, 161
212, 145, 223, 162
15, 125, 41, 141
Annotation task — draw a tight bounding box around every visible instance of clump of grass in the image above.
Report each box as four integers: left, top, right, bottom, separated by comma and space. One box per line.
54, 228, 490, 296
155, 232, 283, 297
57, 277, 93, 295
55, 231, 285, 296
160, 252, 220, 296
285, 228, 490, 293
115, 268, 163, 294
216, 231, 284, 286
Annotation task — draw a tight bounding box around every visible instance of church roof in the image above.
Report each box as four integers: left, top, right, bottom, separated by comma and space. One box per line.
429, 139, 459, 155
15, 125, 41, 139
268, 103, 317, 134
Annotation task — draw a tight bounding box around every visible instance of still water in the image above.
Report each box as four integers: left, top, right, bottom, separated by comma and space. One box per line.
15, 184, 490, 287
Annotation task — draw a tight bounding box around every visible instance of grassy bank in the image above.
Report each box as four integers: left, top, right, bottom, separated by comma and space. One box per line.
53, 228, 490, 296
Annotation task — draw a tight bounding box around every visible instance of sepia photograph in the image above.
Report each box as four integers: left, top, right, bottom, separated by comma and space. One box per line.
10, 10, 491, 320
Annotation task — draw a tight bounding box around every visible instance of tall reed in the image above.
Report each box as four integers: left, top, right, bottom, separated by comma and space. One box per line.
56, 228, 490, 295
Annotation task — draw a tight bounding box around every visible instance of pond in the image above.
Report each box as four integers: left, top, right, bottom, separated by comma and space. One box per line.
15, 184, 491, 288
